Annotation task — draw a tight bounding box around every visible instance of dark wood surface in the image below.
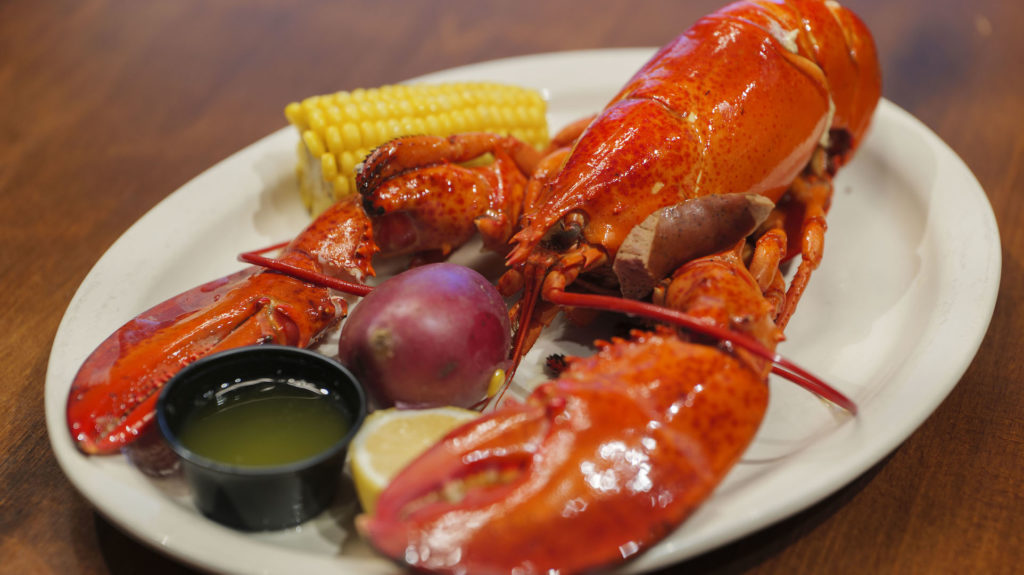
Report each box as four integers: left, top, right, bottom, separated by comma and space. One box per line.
2, 0, 1021, 573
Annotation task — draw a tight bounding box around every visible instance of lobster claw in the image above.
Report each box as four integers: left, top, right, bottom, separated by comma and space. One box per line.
66, 197, 376, 455
363, 329, 769, 575
66, 264, 345, 454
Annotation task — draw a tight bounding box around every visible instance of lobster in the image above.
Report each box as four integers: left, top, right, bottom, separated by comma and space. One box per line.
65, 0, 879, 570
352, 0, 880, 572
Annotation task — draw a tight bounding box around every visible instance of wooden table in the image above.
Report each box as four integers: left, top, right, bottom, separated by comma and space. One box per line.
3, 0, 1021, 573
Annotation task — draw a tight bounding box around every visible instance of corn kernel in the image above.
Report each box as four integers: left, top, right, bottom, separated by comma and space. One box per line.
302, 130, 325, 157
284, 102, 306, 129
424, 115, 441, 134
308, 108, 326, 133
437, 113, 453, 134
333, 175, 351, 197
356, 102, 376, 121
340, 151, 357, 178
360, 121, 380, 146
326, 105, 343, 125
321, 153, 338, 180
341, 122, 362, 150
324, 126, 342, 154
464, 108, 480, 131
386, 119, 402, 140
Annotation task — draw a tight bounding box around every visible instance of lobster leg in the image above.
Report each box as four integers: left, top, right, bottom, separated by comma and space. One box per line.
748, 227, 790, 319
542, 114, 595, 153
776, 172, 834, 328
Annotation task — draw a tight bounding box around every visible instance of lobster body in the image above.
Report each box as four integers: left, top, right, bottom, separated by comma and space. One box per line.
503, 0, 879, 360
514, 9, 824, 260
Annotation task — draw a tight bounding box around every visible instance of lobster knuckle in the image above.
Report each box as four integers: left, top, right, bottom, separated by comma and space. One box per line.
355, 136, 426, 193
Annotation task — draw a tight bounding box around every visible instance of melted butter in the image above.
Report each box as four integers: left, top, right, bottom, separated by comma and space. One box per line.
178, 379, 351, 467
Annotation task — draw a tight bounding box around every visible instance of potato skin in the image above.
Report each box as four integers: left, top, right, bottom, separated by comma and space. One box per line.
337, 263, 511, 408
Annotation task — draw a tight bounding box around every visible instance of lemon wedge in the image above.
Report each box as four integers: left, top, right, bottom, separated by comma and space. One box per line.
348, 406, 479, 515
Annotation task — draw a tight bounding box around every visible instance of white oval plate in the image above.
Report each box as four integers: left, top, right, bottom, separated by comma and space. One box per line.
46, 49, 1000, 574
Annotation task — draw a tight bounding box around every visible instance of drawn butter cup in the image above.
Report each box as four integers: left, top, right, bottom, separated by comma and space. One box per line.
156, 345, 367, 531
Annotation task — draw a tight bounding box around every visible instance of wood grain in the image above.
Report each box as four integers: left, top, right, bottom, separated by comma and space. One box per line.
1, 0, 1020, 573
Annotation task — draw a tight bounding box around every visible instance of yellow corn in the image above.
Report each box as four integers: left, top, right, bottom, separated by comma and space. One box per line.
285, 82, 550, 216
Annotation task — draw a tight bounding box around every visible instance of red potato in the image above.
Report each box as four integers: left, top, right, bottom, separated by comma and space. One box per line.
337, 263, 511, 409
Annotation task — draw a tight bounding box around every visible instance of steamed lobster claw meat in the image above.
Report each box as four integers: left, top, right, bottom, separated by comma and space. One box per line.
362, 249, 777, 574
66, 198, 377, 454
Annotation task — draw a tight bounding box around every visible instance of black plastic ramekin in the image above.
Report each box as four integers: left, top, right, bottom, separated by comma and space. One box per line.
156, 345, 366, 531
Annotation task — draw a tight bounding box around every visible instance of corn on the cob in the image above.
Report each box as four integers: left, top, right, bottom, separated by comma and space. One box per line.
285, 82, 550, 216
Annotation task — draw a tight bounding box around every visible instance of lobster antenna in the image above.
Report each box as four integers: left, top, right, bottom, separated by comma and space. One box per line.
240, 246, 855, 415
241, 244, 527, 411
544, 289, 858, 415
496, 266, 545, 406
239, 243, 373, 297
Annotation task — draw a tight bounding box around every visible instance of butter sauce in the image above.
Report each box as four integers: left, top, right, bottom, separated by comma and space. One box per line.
178, 377, 351, 467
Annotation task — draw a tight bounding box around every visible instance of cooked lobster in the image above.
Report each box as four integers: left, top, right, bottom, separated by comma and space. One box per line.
355, 0, 880, 572
67, 0, 879, 570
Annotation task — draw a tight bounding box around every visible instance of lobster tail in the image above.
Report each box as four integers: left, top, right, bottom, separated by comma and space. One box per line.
708, 0, 881, 166
811, 0, 882, 163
